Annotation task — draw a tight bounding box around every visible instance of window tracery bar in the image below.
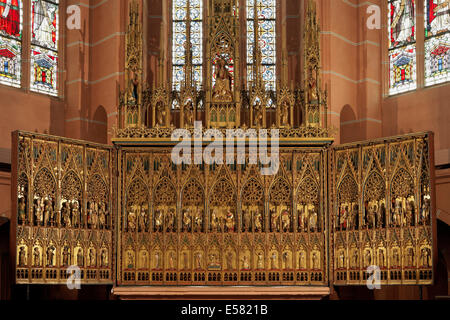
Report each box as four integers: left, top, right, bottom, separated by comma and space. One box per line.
172, 0, 203, 91
247, 0, 276, 90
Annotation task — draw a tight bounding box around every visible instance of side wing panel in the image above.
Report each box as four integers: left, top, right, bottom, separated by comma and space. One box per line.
11, 131, 115, 285
331, 132, 436, 285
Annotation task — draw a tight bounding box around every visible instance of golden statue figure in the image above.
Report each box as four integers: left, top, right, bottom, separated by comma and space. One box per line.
338, 250, 345, 268
18, 246, 27, 267
393, 248, 400, 266
99, 202, 106, 229
226, 252, 234, 270
364, 249, 372, 267
34, 198, 44, 226
154, 252, 160, 269
193, 208, 203, 232
168, 252, 176, 269
253, 100, 263, 127
156, 102, 166, 127
257, 252, 264, 269
154, 209, 163, 231
166, 208, 176, 232
71, 201, 80, 228
299, 251, 306, 269
77, 248, 84, 267
100, 249, 108, 267
280, 100, 289, 127
18, 197, 26, 224
241, 254, 250, 270
212, 58, 233, 102
184, 100, 194, 127
127, 206, 137, 232
312, 252, 319, 269
195, 252, 202, 269
89, 248, 96, 267
421, 247, 431, 267
33, 247, 40, 267
243, 209, 251, 232
270, 252, 278, 269
211, 209, 219, 232
46, 245, 55, 267
307, 67, 318, 103
270, 209, 280, 232
140, 250, 148, 269
183, 209, 192, 231
378, 249, 385, 267
281, 209, 290, 232
254, 210, 263, 232
282, 252, 291, 270
225, 209, 235, 232
352, 250, 359, 268
62, 245, 70, 266
128, 70, 139, 104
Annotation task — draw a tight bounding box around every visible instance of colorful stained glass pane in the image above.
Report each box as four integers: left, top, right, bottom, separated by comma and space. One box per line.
388, 0, 416, 49
31, 0, 58, 51
0, 0, 22, 87
425, 33, 450, 86
425, 0, 450, 37
172, 0, 202, 91
388, 1, 417, 95
30, 0, 58, 95
247, 0, 276, 90
389, 45, 417, 95
30, 47, 58, 96
425, 0, 450, 86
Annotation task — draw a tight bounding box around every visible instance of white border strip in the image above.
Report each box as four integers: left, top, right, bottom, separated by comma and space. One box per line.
322, 70, 381, 85
321, 31, 380, 47
341, 118, 382, 125
66, 72, 124, 85
67, 32, 125, 48
65, 117, 107, 125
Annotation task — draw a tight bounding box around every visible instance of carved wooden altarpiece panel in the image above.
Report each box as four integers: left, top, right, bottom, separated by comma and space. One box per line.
11, 132, 115, 284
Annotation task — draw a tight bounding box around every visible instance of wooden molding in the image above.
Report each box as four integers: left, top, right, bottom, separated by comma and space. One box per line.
112, 286, 331, 300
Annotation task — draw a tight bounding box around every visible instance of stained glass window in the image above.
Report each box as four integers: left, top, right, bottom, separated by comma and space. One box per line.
0, 0, 22, 88
30, 0, 58, 96
247, 0, 276, 90
172, 0, 202, 91
388, 0, 417, 95
424, 0, 450, 86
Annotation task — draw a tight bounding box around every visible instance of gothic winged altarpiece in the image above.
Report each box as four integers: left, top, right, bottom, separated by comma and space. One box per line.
11, 0, 436, 294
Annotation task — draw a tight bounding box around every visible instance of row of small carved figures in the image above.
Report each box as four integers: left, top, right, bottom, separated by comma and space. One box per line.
124, 250, 323, 271
17, 197, 112, 230
124, 205, 322, 233
17, 244, 109, 269
335, 198, 431, 231
335, 246, 433, 269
